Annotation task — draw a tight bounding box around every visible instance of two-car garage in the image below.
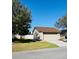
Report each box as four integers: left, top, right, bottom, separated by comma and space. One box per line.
43, 33, 60, 41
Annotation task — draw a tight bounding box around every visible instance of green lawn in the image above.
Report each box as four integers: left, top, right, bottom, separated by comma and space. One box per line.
12, 41, 58, 52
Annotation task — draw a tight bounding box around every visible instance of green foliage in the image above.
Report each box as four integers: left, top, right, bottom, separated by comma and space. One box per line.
55, 15, 67, 29
12, 0, 31, 35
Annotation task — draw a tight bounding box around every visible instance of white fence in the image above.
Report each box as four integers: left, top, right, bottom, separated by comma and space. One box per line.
14, 34, 33, 39
22, 35, 33, 39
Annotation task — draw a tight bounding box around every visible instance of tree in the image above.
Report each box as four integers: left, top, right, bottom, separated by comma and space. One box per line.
12, 0, 31, 36
55, 15, 67, 29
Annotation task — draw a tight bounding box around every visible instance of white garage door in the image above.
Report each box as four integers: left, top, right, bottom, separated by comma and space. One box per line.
43, 34, 60, 41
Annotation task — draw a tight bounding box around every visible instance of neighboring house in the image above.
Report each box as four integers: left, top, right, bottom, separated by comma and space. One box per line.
32, 27, 60, 41
60, 29, 67, 42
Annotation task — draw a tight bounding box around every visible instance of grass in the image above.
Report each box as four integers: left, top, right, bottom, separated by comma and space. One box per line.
12, 41, 58, 52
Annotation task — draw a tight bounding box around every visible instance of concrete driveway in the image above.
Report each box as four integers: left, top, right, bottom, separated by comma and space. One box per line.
13, 47, 67, 59
45, 39, 67, 47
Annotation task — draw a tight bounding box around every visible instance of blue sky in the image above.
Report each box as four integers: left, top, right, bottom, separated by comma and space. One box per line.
20, 0, 67, 31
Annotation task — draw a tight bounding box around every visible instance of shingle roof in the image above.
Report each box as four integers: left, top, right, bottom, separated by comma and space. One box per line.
34, 27, 60, 33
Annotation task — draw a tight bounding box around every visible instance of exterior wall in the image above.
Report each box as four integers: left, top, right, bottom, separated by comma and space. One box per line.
33, 29, 40, 40
33, 29, 44, 40
43, 34, 60, 41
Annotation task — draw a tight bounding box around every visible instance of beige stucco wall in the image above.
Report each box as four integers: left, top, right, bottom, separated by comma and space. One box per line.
43, 34, 60, 41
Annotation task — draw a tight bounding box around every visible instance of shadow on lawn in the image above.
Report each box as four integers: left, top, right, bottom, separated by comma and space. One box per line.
12, 38, 36, 43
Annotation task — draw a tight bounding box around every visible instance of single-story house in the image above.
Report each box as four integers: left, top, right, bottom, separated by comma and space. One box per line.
32, 27, 60, 41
